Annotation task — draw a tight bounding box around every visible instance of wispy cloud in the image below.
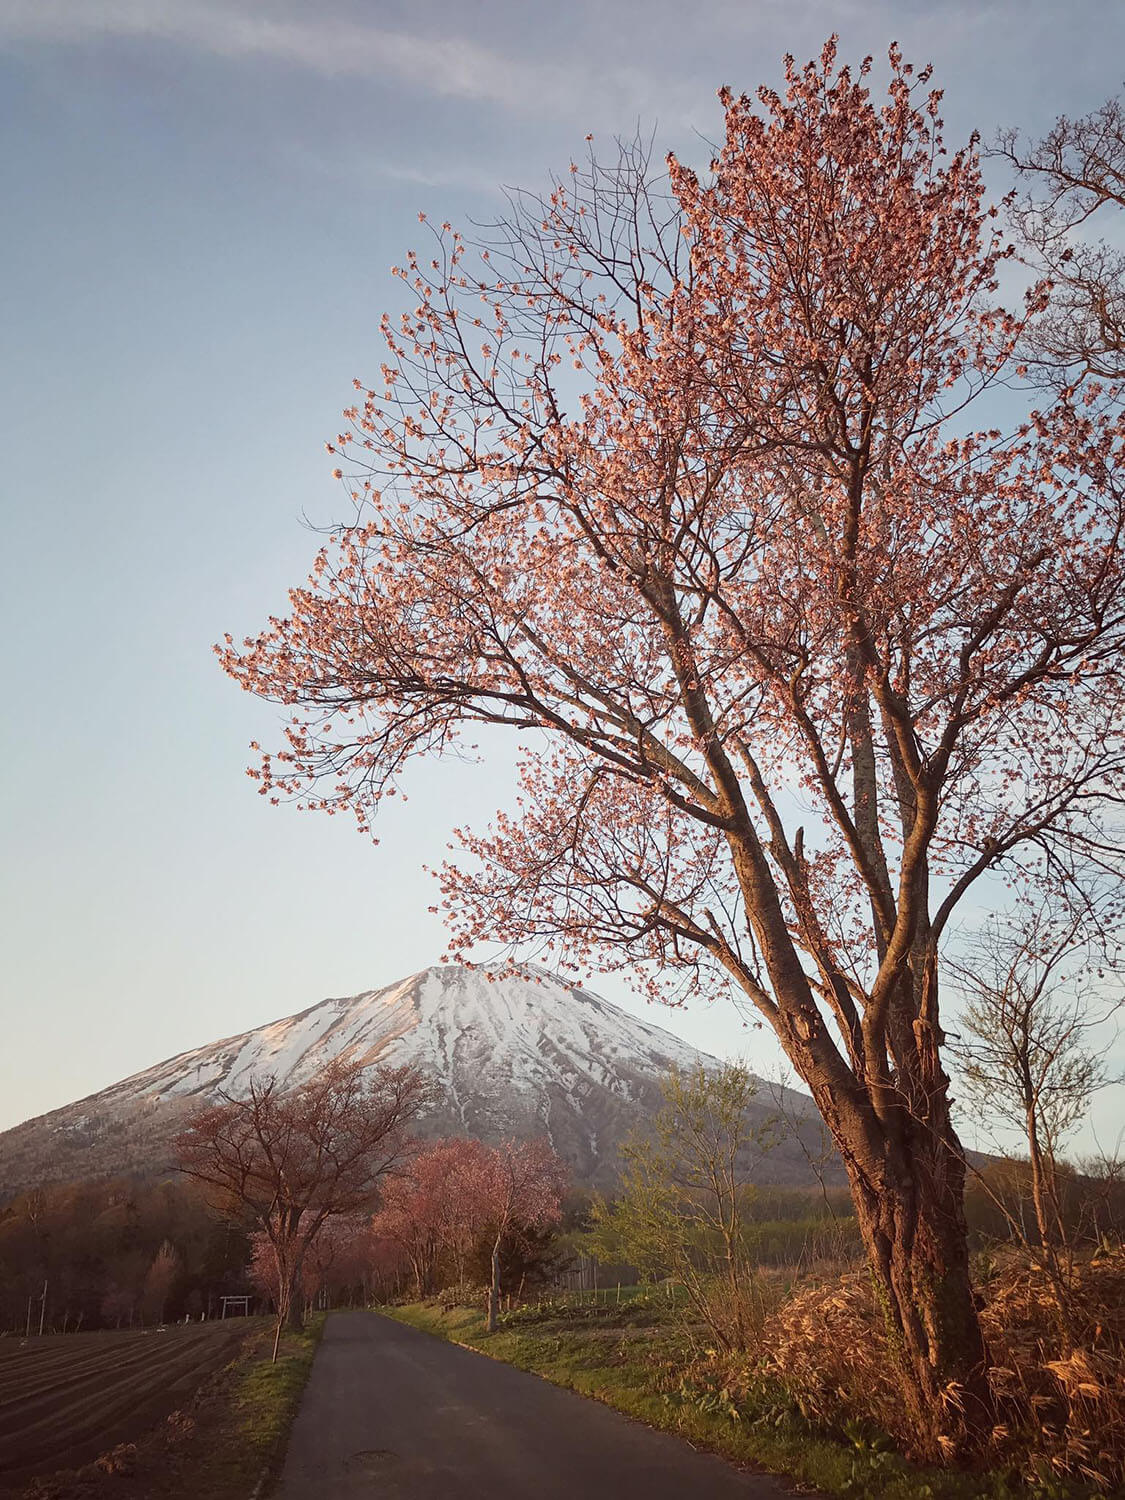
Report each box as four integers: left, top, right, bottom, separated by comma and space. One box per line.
0, 0, 699, 126
279, 137, 514, 198
7, 0, 1082, 171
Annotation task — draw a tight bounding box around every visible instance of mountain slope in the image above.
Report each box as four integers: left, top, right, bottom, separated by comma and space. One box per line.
0, 964, 830, 1192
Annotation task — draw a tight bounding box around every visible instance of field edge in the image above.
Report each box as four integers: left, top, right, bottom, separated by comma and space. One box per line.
227, 1313, 327, 1500
5, 1315, 325, 1500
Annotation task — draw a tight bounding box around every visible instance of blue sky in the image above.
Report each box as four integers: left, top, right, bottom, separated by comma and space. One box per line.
1, 0, 1123, 1158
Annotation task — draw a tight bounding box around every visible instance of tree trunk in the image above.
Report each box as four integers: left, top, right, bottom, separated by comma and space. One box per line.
285, 1290, 304, 1332
1025, 1106, 1062, 1261
279, 1237, 305, 1333
756, 918, 994, 1461
487, 1238, 501, 1333
1024, 1106, 1076, 1337
837, 1100, 992, 1460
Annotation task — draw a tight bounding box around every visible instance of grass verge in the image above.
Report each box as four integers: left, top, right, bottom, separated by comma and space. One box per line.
234, 1314, 325, 1488
383, 1299, 1067, 1500
226, 1315, 326, 1496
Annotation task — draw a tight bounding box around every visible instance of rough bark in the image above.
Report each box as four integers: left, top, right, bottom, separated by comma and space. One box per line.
860, 1149, 985, 1440
803, 1059, 992, 1458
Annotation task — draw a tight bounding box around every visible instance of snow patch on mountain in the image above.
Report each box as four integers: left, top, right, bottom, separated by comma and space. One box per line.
109, 964, 715, 1113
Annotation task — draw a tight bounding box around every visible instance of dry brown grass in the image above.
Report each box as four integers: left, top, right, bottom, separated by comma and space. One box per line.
716, 1245, 1125, 1489
756, 1268, 912, 1440
980, 1246, 1125, 1490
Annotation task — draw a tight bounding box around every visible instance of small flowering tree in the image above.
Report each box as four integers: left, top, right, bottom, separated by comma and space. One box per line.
248, 1215, 371, 1313
471, 1139, 567, 1332
177, 1059, 429, 1356
222, 42, 1125, 1450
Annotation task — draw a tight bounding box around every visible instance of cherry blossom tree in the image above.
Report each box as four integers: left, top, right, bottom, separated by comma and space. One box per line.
369, 1136, 561, 1311
431, 1137, 498, 1287
248, 1228, 285, 1307
470, 1139, 566, 1331
369, 1136, 491, 1296
248, 1215, 372, 1313
222, 42, 1125, 1451
363, 1227, 412, 1303
177, 1059, 429, 1355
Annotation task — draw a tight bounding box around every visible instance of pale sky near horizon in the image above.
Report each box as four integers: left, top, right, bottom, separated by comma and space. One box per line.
1, 0, 1123, 1160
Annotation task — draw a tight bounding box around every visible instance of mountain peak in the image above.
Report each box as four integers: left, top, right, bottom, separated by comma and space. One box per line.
0, 964, 826, 1193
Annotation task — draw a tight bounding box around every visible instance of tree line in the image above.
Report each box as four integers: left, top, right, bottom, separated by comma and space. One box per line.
170, 1056, 573, 1351
0, 1060, 574, 1343
4, 1042, 1115, 1348
0, 1175, 252, 1335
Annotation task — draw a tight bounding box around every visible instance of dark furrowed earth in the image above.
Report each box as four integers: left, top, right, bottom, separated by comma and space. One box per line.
0, 1321, 250, 1486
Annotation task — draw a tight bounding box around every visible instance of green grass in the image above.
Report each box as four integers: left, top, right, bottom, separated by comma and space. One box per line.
231, 1315, 325, 1490
383, 1300, 1063, 1500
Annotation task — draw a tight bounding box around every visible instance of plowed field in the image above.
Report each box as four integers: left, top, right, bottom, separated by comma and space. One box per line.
0, 1321, 254, 1484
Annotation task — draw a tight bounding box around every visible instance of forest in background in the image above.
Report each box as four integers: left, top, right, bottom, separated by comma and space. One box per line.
2, 1151, 1121, 1337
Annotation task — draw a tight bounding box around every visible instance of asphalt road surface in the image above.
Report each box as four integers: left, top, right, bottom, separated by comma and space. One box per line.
273, 1311, 793, 1499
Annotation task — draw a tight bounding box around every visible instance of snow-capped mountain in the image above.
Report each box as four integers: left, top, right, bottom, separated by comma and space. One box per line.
0, 964, 828, 1191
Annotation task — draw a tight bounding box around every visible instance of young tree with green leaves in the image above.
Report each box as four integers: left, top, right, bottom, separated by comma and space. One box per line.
588, 1064, 778, 1348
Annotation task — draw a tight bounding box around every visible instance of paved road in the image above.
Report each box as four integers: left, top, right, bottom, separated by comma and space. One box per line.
273, 1311, 792, 1499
